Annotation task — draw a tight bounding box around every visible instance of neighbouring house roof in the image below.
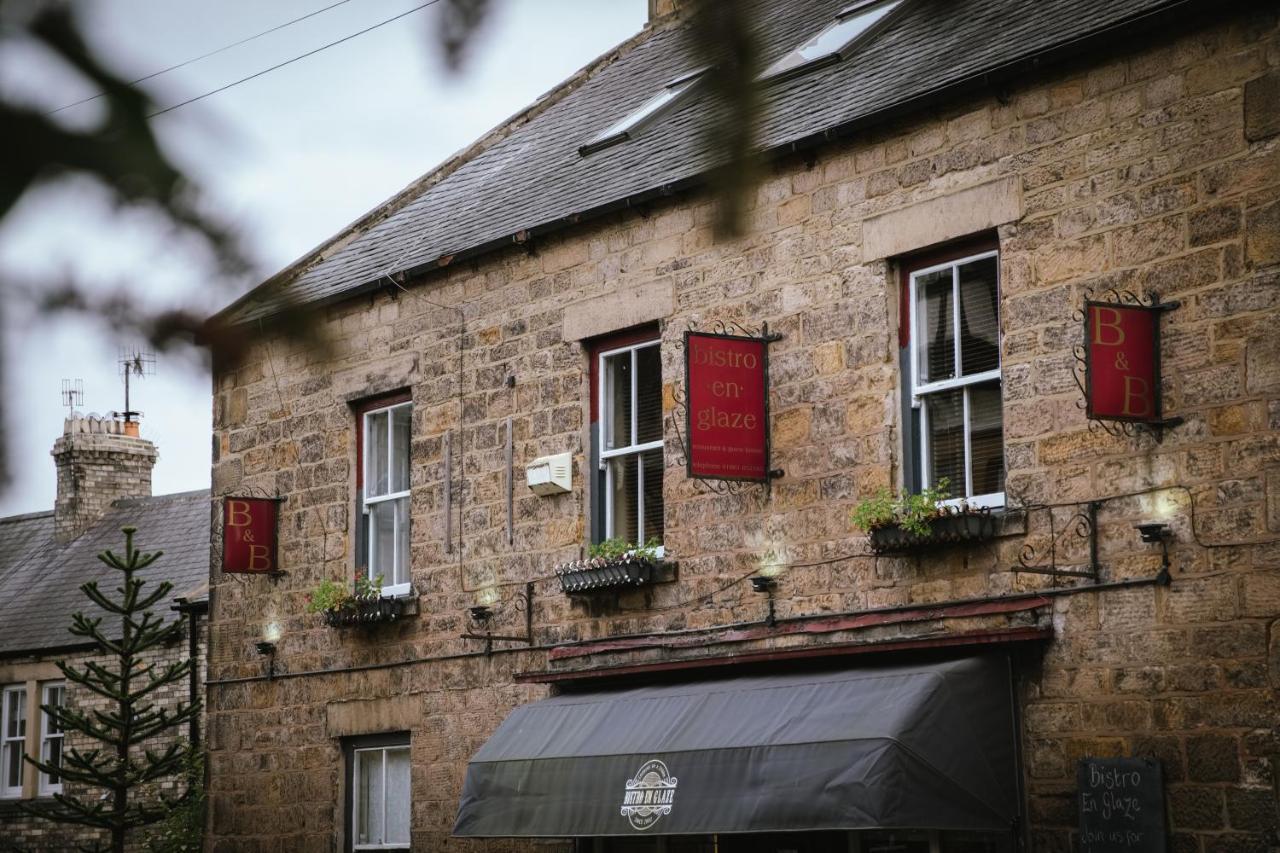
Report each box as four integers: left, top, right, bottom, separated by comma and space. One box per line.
0, 490, 210, 657
222, 0, 1210, 325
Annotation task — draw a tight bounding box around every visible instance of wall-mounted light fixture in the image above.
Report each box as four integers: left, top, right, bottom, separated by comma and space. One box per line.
749, 576, 778, 627
254, 640, 277, 680
462, 584, 536, 656
1135, 523, 1172, 585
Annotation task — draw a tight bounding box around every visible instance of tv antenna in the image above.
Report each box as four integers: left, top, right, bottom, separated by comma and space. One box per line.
114, 348, 155, 424
61, 379, 84, 418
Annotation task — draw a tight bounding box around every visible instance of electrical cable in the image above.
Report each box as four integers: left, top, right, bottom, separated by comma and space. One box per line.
45, 0, 360, 116
147, 0, 441, 119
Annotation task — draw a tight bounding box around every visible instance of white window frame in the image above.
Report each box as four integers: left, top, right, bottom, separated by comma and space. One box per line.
38, 682, 64, 797
1, 683, 26, 799
760, 0, 905, 82
907, 248, 1004, 509
596, 338, 665, 554
351, 744, 411, 851
362, 401, 412, 598
580, 67, 707, 155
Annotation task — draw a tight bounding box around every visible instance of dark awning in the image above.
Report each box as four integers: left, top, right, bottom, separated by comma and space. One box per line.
454, 655, 1020, 838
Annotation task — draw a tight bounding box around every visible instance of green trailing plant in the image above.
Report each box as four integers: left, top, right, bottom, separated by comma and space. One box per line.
851, 479, 955, 536
305, 571, 384, 614
21, 528, 201, 853
587, 538, 661, 562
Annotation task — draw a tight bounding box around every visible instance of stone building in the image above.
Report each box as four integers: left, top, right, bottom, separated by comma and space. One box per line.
0, 416, 209, 851
206, 0, 1280, 850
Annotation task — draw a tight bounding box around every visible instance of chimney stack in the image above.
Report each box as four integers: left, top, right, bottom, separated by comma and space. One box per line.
51, 415, 157, 542
647, 0, 680, 24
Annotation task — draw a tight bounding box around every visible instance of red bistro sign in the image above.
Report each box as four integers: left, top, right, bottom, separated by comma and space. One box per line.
222, 497, 280, 574
685, 331, 771, 482
1084, 302, 1164, 422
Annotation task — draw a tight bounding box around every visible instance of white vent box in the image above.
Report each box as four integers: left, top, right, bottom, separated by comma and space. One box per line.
526, 452, 573, 495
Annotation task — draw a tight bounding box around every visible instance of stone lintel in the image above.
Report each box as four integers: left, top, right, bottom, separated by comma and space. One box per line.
326, 695, 422, 737
862, 176, 1023, 261
561, 281, 674, 342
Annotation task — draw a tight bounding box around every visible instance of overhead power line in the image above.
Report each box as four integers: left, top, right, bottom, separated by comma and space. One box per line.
147, 0, 440, 118
46, 0, 359, 116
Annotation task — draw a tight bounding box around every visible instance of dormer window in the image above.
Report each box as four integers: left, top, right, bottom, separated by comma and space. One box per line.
579, 68, 707, 155
761, 0, 903, 82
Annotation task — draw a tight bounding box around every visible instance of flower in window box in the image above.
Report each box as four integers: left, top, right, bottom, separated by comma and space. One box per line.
851, 479, 994, 554
306, 571, 405, 626
554, 539, 661, 593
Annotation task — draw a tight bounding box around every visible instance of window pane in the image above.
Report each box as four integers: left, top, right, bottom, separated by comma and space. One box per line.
45, 685, 64, 734
603, 352, 632, 450
391, 405, 411, 493
366, 411, 389, 497
43, 738, 62, 785
384, 748, 411, 845
959, 255, 1000, 376
969, 382, 1005, 497
4, 743, 21, 788
918, 268, 955, 383
394, 497, 410, 587
5, 689, 24, 738
356, 751, 385, 845
607, 454, 639, 544
635, 345, 662, 445
369, 501, 396, 581
926, 388, 965, 495
642, 450, 664, 545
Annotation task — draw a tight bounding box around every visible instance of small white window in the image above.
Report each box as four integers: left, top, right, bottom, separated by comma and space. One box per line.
908, 249, 1004, 507
580, 68, 707, 155
352, 744, 411, 850
597, 338, 664, 548
761, 0, 903, 81
363, 401, 412, 597
1, 684, 26, 798
39, 682, 65, 796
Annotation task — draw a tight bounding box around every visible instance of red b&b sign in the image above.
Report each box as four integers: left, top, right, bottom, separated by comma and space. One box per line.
685, 332, 771, 481
1085, 302, 1162, 422
222, 497, 280, 574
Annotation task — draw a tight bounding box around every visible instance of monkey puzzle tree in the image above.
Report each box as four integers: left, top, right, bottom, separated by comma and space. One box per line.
22, 527, 201, 853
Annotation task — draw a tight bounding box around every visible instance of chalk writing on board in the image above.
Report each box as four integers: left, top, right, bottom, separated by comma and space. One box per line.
1077, 757, 1166, 853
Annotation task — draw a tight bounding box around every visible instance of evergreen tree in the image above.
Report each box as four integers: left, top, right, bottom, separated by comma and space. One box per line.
23, 527, 201, 853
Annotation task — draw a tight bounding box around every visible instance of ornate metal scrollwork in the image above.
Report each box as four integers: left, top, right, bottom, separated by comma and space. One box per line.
1011, 500, 1100, 581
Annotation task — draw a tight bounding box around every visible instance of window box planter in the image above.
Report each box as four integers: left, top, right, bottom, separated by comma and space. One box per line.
555, 555, 660, 594
321, 594, 406, 627
867, 508, 995, 555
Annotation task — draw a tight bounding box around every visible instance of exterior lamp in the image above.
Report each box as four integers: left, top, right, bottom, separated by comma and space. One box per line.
749, 576, 778, 627
1135, 523, 1173, 586
254, 641, 277, 680
469, 605, 493, 625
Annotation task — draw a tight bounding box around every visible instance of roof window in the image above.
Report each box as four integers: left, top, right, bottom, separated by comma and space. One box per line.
579, 68, 707, 156
761, 0, 903, 82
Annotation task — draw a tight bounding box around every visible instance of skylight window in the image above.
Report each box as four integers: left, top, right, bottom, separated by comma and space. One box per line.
761, 0, 903, 82
579, 68, 707, 156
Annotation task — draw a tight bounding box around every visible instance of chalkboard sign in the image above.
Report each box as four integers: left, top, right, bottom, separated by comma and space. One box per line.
1077, 757, 1166, 853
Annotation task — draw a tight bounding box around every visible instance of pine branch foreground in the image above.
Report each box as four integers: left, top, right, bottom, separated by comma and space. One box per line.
21, 527, 201, 853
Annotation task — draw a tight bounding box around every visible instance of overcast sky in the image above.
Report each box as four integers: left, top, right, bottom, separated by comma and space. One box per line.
0, 0, 646, 515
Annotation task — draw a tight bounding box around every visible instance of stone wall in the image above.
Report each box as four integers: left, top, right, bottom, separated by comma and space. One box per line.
207, 9, 1280, 852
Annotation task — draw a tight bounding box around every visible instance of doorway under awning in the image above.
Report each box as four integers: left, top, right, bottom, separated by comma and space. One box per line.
453, 655, 1021, 838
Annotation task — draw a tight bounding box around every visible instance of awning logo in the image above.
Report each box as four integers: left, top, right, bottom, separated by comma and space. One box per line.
620, 759, 677, 830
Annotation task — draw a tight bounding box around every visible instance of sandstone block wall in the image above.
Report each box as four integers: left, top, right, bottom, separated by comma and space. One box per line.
207, 9, 1280, 852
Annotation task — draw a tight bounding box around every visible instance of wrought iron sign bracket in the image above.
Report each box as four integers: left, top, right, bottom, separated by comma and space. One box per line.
1073, 289, 1183, 444
1010, 500, 1102, 581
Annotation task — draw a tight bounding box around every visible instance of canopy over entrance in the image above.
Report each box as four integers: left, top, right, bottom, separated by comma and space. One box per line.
454, 655, 1020, 838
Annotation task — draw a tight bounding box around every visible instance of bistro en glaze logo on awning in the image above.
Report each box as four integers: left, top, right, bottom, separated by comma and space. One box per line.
620, 759, 678, 830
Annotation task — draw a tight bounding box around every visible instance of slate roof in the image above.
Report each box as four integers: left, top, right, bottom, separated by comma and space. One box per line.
224, 0, 1207, 324
0, 490, 209, 657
